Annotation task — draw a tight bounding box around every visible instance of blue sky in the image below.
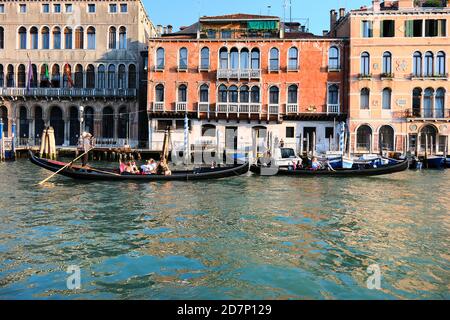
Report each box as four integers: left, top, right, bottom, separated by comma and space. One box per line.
142, 0, 372, 35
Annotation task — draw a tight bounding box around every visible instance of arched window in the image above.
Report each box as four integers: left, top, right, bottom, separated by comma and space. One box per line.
51, 64, 60, 88
251, 86, 260, 103
199, 84, 209, 102
329, 46, 339, 70
18, 27, 27, 49
328, 84, 339, 105
424, 51, 433, 77
412, 88, 422, 117
240, 48, 249, 69
18, 64, 26, 88
201, 124, 216, 137
155, 84, 164, 102
31, 64, 38, 88
420, 125, 437, 152
382, 88, 392, 109
108, 27, 116, 49
218, 84, 227, 102
53, 27, 61, 49
107, 64, 115, 89
0, 27, 4, 49
156, 48, 165, 69
379, 125, 394, 151
40, 64, 50, 87
86, 64, 95, 88
178, 84, 187, 102
288, 47, 298, 70
0, 106, 8, 137
219, 48, 228, 69
98, 64, 105, 89
179, 47, 188, 70
269, 48, 279, 71
87, 27, 96, 49
240, 85, 250, 103
102, 107, 114, 139
360, 88, 370, 109
128, 65, 136, 89
42, 27, 50, 49
228, 85, 238, 103
119, 26, 126, 49
63, 64, 72, 88
230, 48, 239, 69
288, 85, 298, 103
413, 51, 422, 77
200, 47, 210, 70
30, 27, 38, 49
75, 27, 84, 49
356, 125, 372, 151
436, 51, 445, 76
6, 64, 14, 87
69, 106, 80, 145
118, 106, 129, 139
64, 27, 72, 49
251, 49, 260, 70
423, 88, 434, 117
382, 51, 392, 74
435, 88, 445, 118
74, 64, 83, 88
0, 65, 3, 87
269, 86, 279, 104
118, 64, 126, 89
361, 52, 370, 76
19, 106, 29, 139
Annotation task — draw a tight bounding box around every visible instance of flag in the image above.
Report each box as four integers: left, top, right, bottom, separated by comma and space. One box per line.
26, 54, 34, 93
64, 63, 74, 87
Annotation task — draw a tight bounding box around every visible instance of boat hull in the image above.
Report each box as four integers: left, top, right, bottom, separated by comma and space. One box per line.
424, 157, 445, 169
30, 153, 249, 181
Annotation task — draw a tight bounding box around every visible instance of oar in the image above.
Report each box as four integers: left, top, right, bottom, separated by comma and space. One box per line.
38, 148, 93, 185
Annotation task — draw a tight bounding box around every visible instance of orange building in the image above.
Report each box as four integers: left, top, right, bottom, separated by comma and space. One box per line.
330, 0, 450, 156
147, 14, 347, 158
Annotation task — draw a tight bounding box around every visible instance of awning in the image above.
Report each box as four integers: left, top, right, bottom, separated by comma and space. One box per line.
247, 20, 278, 30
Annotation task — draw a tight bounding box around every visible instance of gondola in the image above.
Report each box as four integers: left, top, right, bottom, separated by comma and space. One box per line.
30, 152, 249, 181
250, 158, 409, 177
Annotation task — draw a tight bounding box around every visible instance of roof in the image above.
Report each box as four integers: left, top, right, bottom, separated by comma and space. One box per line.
162, 22, 199, 37
199, 13, 280, 21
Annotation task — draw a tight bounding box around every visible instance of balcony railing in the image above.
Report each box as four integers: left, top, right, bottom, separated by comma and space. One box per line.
217, 69, 261, 79
269, 104, 279, 115
327, 104, 340, 114
286, 103, 298, 114
198, 103, 210, 113
213, 103, 262, 116
411, 73, 448, 80
358, 73, 372, 80
0, 87, 137, 98
153, 102, 165, 112
176, 102, 187, 113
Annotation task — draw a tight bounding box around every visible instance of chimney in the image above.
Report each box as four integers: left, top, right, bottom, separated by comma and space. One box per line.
339, 8, 346, 19
163, 26, 168, 34
167, 25, 173, 34
398, 0, 413, 9
323, 30, 328, 36
373, 0, 381, 12
330, 9, 337, 29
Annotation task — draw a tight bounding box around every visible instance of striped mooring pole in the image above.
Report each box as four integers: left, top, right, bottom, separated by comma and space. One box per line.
184, 112, 189, 164
339, 122, 346, 153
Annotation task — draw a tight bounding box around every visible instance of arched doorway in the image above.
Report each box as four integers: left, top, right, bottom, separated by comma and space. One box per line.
379, 125, 394, 151
102, 107, 114, 139
84, 107, 94, 135
420, 125, 437, 154
356, 125, 372, 152
69, 106, 80, 146
19, 106, 29, 141
0, 105, 8, 137
118, 106, 129, 140
50, 106, 64, 145
34, 106, 45, 144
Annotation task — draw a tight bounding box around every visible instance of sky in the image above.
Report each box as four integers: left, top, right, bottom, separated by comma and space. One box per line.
142, 0, 372, 35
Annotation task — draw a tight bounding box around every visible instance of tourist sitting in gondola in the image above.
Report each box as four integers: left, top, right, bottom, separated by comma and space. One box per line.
156, 158, 172, 176
141, 159, 157, 175
311, 157, 323, 171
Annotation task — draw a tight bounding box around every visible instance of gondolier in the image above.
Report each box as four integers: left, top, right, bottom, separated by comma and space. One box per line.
80, 132, 94, 167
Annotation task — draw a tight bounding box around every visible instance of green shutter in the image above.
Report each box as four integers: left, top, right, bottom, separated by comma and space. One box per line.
405, 21, 412, 37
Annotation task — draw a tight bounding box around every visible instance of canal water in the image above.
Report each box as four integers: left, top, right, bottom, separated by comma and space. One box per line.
0, 159, 449, 299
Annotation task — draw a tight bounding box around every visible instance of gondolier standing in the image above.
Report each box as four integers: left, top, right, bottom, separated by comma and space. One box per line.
80, 132, 94, 167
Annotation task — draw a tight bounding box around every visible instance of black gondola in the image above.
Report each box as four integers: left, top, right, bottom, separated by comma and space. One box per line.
250, 159, 409, 177
30, 152, 249, 181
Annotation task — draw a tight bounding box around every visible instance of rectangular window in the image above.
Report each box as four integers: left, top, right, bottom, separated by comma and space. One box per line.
157, 120, 173, 131
19, 4, 27, 13
325, 127, 334, 139
425, 19, 446, 37
361, 20, 373, 38
42, 4, 50, 13
65, 4, 72, 13
380, 20, 395, 37
54, 4, 61, 13
221, 30, 232, 39
175, 120, 191, 130
109, 4, 117, 13
207, 30, 216, 39
88, 4, 96, 13
0, 4, 4, 13
120, 4, 128, 12
286, 127, 295, 139
405, 20, 423, 37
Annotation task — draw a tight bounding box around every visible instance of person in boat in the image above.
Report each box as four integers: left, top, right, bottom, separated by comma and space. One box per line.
311, 157, 323, 171
156, 157, 172, 176
130, 161, 140, 174
141, 159, 157, 175
80, 132, 94, 167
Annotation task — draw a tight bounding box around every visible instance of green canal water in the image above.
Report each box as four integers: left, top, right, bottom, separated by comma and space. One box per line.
0, 159, 449, 299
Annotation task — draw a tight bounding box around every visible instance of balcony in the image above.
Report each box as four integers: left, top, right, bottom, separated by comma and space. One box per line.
380, 73, 394, 80
176, 102, 187, 113
0, 87, 137, 98
327, 104, 340, 114
213, 103, 262, 117
217, 69, 261, 80
411, 73, 448, 80
286, 103, 298, 114
268, 104, 279, 115
394, 108, 450, 120
153, 102, 165, 112
358, 73, 372, 80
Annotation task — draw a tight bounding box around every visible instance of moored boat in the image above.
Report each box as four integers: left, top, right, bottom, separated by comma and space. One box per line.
423, 156, 445, 169
30, 152, 250, 181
